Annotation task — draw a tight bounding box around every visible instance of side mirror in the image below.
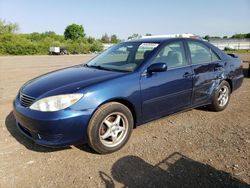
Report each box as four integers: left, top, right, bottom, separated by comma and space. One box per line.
147, 63, 167, 74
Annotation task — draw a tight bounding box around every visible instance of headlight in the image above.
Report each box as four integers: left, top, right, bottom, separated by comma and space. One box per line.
29, 94, 83, 112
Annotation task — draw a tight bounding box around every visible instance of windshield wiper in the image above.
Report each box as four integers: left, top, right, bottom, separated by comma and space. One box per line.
86, 65, 107, 70
83, 64, 101, 69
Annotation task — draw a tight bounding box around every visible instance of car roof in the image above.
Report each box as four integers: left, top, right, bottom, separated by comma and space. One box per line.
125, 37, 204, 44
126, 37, 174, 43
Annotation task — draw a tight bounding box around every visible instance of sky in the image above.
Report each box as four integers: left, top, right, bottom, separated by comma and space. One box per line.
0, 0, 250, 39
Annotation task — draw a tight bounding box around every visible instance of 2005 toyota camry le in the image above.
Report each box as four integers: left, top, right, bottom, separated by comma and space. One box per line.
13, 36, 243, 154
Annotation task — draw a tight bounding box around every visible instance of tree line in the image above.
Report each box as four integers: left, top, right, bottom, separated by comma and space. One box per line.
204, 33, 250, 41
0, 20, 113, 55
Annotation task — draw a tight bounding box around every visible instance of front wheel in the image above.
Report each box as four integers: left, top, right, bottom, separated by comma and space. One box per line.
87, 102, 133, 154
208, 81, 231, 111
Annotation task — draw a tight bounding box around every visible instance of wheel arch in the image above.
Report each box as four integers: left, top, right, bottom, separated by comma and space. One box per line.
95, 98, 138, 128
224, 79, 233, 93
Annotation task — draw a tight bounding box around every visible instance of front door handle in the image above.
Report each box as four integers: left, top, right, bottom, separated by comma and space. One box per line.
183, 72, 194, 78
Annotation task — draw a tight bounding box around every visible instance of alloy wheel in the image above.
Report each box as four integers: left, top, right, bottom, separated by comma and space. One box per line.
99, 112, 128, 148
218, 85, 229, 107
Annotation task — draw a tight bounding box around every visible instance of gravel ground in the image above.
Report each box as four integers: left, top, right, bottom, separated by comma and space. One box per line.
0, 55, 249, 188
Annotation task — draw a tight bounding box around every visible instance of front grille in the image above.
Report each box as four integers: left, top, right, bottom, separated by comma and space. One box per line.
20, 93, 35, 107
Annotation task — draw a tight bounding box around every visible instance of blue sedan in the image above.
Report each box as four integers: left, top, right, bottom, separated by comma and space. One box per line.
13, 37, 244, 153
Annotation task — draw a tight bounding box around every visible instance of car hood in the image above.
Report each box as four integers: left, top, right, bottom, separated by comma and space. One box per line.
21, 65, 125, 98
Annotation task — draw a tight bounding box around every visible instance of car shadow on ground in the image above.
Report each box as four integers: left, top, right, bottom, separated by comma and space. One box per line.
74, 144, 97, 154
100, 152, 250, 188
243, 62, 250, 78
5, 112, 71, 152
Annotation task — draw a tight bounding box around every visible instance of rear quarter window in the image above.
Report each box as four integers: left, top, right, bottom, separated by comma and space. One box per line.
188, 41, 219, 64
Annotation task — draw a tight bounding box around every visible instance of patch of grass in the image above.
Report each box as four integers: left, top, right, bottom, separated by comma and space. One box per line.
223, 49, 250, 54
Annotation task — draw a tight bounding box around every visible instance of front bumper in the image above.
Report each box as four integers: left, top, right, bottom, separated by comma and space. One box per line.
13, 96, 94, 147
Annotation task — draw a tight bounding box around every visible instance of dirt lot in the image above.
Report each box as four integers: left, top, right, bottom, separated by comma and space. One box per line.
0, 55, 249, 188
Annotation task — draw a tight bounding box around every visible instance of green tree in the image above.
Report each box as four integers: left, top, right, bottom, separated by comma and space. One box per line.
87, 36, 95, 44
101, 33, 110, 43
231, 34, 243, 39
203, 35, 210, 41
64, 24, 85, 40
231, 33, 250, 39
0, 19, 19, 34
110, 34, 119, 43
145, 33, 152, 36
128, 33, 141, 40
28, 32, 43, 41
90, 41, 103, 52
44, 31, 56, 36
210, 36, 221, 39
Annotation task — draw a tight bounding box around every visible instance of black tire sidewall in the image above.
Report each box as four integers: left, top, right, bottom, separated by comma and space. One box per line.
87, 102, 133, 154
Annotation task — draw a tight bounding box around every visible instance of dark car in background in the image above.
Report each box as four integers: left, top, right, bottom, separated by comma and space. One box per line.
13, 37, 244, 154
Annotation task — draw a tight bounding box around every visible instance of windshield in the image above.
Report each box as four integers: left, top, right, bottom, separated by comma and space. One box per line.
86, 42, 159, 72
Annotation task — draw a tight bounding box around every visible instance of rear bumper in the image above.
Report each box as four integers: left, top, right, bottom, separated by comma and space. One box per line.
13, 96, 94, 147
232, 74, 244, 92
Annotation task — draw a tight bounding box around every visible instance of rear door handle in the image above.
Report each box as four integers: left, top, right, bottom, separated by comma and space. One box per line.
183, 72, 194, 78
214, 64, 223, 71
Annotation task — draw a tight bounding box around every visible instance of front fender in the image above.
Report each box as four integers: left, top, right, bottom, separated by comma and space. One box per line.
70, 73, 142, 124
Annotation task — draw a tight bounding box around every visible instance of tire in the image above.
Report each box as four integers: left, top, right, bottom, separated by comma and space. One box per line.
87, 102, 133, 154
208, 80, 231, 111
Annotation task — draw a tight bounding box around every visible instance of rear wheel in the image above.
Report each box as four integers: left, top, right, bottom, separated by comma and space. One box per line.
208, 81, 231, 111
87, 102, 133, 154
